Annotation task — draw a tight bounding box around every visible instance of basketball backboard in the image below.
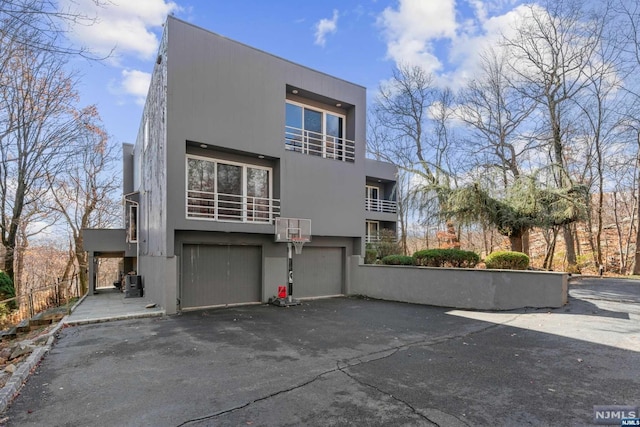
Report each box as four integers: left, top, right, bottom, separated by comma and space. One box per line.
275, 217, 311, 243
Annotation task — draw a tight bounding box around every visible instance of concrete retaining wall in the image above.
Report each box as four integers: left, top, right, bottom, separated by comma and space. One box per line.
349, 257, 568, 310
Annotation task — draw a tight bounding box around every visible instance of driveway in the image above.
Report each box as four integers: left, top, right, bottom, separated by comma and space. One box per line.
2, 278, 639, 426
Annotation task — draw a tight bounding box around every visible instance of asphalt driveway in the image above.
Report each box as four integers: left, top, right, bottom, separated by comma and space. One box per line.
2, 278, 639, 426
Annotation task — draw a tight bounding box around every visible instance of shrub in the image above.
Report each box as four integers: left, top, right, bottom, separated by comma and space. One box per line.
381, 255, 415, 266
365, 249, 377, 264
413, 249, 480, 268
484, 251, 530, 270
0, 270, 15, 312
0, 270, 14, 299
376, 229, 401, 259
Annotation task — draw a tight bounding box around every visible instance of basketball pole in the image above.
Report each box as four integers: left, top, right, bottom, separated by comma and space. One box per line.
287, 241, 293, 303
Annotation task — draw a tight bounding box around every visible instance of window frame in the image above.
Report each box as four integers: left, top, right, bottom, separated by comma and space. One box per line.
285, 100, 347, 159
366, 220, 380, 243
127, 204, 138, 243
185, 154, 273, 223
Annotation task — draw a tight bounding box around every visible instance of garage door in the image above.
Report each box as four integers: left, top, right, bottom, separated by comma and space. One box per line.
181, 244, 261, 309
292, 247, 343, 298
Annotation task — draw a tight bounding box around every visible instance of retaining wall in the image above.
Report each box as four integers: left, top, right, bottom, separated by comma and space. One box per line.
349, 257, 568, 310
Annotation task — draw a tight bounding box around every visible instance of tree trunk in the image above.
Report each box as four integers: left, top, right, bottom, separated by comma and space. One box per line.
634, 200, 640, 275
522, 230, 530, 256
543, 227, 559, 270
562, 224, 578, 272
75, 248, 89, 295
509, 235, 523, 252
634, 144, 640, 275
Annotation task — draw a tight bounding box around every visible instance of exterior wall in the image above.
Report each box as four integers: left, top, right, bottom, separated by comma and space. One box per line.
163, 17, 367, 241
365, 159, 397, 182
123, 143, 134, 195
135, 23, 169, 258
138, 255, 177, 314
129, 16, 396, 312
350, 258, 568, 310
82, 229, 136, 257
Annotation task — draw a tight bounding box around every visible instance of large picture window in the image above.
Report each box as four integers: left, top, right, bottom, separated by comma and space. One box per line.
186, 156, 278, 222
285, 101, 353, 162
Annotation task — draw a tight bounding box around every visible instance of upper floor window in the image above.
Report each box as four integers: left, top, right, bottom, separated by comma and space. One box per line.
186, 155, 280, 223
285, 101, 355, 162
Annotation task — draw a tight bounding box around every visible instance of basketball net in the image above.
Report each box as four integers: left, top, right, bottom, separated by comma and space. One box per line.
291, 238, 305, 255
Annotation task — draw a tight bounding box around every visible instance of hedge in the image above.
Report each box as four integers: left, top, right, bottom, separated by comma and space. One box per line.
484, 251, 530, 270
381, 255, 415, 266
413, 248, 480, 268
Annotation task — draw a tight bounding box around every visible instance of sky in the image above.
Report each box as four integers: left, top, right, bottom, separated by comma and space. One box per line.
60, 0, 529, 148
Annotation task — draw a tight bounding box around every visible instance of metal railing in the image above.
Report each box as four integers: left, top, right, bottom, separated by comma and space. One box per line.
365, 198, 397, 214
365, 234, 382, 244
285, 125, 355, 162
0, 275, 82, 329
187, 191, 281, 223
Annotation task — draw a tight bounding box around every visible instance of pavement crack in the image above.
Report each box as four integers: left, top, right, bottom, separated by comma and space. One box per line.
176, 323, 496, 427
337, 360, 442, 426
175, 368, 339, 426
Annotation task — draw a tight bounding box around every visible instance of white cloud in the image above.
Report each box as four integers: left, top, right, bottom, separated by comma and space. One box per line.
377, 0, 530, 89
314, 9, 339, 47
445, 5, 531, 89
378, 0, 457, 73
120, 69, 151, 105
60, 0, 180, 61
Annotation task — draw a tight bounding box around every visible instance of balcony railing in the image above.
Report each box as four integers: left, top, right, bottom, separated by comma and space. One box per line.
365, 234, 381, 244
187, 191, 281, 223
365, 198, 397, 214
285, 125, 355, 162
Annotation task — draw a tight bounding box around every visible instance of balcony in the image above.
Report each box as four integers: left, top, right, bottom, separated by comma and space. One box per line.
365, 230, 397, 245
365, 198, 397, 214
187, 191, 281, 223
365, 234, 381, 244
285, 125, 355, 162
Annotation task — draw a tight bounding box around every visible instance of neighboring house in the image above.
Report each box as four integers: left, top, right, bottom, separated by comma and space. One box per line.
82, 16, 397, 314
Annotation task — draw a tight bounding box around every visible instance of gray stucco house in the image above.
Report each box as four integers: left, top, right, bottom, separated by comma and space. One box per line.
83, 16, 397, 314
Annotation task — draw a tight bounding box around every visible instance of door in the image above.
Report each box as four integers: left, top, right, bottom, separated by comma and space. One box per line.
292, 247, 343, 298
181, 244, 261, 309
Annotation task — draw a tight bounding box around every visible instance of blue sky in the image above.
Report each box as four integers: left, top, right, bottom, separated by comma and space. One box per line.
61, 0, 527, 147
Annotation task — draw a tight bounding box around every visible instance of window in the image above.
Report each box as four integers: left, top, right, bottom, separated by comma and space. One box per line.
366, 185, 381, 211
143, 117, 149, 152
127, 205, 138, 243
285, 100, 353, 162
186, 155, 278, 222
366, 221, 380, 243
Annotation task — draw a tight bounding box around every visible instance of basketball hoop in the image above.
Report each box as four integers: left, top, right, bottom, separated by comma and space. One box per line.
291, 238, 305, 255
272, 218, 311, 307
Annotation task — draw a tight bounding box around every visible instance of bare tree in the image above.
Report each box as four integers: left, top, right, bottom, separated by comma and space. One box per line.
615, 0, 640, 274
457, 48, 537, 187
456, 48, 538, 253
0, 0, 106, 63
0, 38, 90, 292
48, 116, 120, 294
503, 0, 610, 271
370, 64, 444, 186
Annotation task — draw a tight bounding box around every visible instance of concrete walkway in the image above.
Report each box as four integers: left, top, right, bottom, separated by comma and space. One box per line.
63, 287, 164, 325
